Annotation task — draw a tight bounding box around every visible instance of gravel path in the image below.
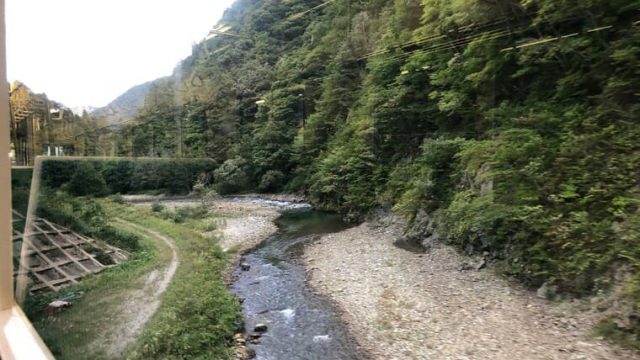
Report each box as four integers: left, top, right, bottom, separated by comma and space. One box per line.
303, 222, 639, 360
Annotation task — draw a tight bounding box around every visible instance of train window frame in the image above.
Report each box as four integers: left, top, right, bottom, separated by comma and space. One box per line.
0, 0, 54, 358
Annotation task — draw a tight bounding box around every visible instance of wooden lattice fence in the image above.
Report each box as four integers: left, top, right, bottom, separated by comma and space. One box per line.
12, 210, 128, 294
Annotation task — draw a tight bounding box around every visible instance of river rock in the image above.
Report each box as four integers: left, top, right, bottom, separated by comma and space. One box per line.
536, 282, 558, 300
44, 300, 71, 315
474, 258, 487, 270
254, 323, 268, 333
240, 262, 251, 271
234, 333, 246, 345
233, 345, 256, 359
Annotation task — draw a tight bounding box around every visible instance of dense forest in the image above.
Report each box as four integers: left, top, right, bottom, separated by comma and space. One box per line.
104, 0, 639, 344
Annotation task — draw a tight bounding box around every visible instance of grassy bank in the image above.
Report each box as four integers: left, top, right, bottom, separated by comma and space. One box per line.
111, 202, 241, 359
25, 199, 241, 359
25, 222, 159, 359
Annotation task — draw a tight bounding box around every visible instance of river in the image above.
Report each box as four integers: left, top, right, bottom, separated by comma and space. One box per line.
231, 209, 367, 360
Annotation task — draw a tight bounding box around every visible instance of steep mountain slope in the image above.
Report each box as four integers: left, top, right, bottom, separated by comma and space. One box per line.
91, 81, 153, 124
108, 0, 640, 347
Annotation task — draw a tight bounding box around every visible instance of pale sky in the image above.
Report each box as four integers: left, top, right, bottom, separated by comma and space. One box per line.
6, 0, 236, 109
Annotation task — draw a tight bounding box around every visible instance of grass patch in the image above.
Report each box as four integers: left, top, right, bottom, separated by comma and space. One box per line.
105, 202, 241, 359
195, 218, 221, 232
25, 229, 158, 359
24, 199, 241, 359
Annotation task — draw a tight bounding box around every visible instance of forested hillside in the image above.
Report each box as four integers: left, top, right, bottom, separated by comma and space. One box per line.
91, 81, 153, 125
111, 0, 640, 345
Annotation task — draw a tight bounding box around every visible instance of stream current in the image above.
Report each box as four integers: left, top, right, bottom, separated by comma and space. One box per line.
232, 209, 366, 360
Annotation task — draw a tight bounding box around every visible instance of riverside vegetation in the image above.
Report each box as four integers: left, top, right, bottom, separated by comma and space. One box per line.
12, 0, 640, 352
92, 0, 639, 347
12, 164, 241, 359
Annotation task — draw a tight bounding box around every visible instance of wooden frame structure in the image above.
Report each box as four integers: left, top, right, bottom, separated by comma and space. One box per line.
12, 211, 128, 294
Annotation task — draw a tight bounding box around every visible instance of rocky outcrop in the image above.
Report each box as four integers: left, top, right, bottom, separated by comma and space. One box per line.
393, 209, 440, 253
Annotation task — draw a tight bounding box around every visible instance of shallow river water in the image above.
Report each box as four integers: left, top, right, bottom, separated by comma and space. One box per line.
232, 210, 367, 360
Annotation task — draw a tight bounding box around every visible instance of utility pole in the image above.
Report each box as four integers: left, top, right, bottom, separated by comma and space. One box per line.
298, 93, 306, 127
151, 126, 155, 157
177, 116, 183, 157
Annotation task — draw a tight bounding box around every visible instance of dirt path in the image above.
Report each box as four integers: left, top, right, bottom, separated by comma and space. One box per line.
92, 219, 179, 358
303, 222, 639, 360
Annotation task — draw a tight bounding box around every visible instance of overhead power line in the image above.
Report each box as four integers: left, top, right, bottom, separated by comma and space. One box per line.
357, 11, 542, 61
288, 0, 338, 20
500, 24, 615, 52
61, 11, 634, 146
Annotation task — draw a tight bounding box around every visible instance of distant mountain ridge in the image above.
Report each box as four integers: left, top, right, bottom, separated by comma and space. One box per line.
91, 81, 153, 124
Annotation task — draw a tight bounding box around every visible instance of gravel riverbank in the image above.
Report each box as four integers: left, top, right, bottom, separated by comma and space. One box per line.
130, 196, 281, 252
302, 222, 639, 360
207, 199, 280, 252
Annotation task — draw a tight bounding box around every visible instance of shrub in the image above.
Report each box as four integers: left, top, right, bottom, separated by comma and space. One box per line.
198, 219, 219, 232
40, 159, 218, 196
171, 208, 187, 223
213, 157, 250, 194
258, 170, 285, 192
192, 174, 218, 205
110, 194, 125, 204
37, 191, 141, 252
65, 162, 108, 197
102, 160, 134, 194
168, 205, 209, 223
151, 201, 164, 213
98, 225, 141, 252
40, 160, 78, 189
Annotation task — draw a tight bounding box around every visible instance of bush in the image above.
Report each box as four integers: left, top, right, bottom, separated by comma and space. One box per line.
151, 201, 164, 213
192, 174, 219, 205
258, 170, 285, 192
98, 225, 141, 252
198, 219, 219, 232
37, 191, 141, 252
167, 205, 209, 223
183, 205, 210, 219
102, 160, 134, 194
110, 194, 125, 204
40, 159, 218, 196
213, 157, 250, 194
40, 160, 78, 189
171, 208, 187, 223
65, 162, 108, 197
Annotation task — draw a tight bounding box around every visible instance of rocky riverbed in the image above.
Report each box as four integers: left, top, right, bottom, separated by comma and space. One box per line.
230, 210, 367, 360
139, 195, 639, 359
302, 221, 640, 360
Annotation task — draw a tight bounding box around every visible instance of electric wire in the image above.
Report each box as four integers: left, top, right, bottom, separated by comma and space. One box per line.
288, 0, 338, 20
59, 8, 634, 147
